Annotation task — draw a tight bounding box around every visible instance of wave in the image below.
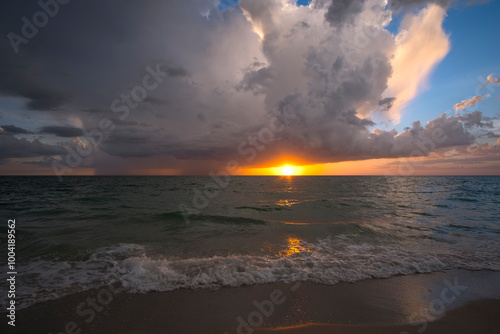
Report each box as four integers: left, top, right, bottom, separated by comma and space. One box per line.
154, 211, 269, 225
5, 235, 500, 311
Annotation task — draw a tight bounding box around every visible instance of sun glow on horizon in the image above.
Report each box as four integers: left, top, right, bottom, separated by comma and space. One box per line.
281, 166, 294, 176
242, 162, 322, 176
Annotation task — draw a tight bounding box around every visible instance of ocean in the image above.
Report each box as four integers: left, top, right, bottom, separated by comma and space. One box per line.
1, 176, 499, 310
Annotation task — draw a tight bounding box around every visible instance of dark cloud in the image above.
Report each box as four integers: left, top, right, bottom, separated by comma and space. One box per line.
100, 128, 163, 158
459, 111, 494, 129
0, 125, 32, 134
379, 97, 396, 110
393, 113, 474, 152
22, 156, 60, 167
163, 65, 189, 77
82, 107, 109, 114
39, 126, 84, 138
144, 96, 169, 105
341, 109, 375, 127
236, 66, 273, 95
0, 42, 70, 111
486, 132, 500, 138
0, 132, 65, 160
325, 0, 367, 27
0, 0, 191, 113
266, 110, 481, 164
389, 0, 454, 10
197, 113, 207, 122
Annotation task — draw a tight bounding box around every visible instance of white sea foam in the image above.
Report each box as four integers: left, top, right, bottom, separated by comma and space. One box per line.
5, 237, 500, 310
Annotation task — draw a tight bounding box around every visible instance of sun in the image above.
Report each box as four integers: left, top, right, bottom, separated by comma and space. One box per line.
281, 166, 294, 176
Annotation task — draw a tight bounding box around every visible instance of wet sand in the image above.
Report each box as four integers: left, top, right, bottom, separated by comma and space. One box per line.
2, 269, 500, 334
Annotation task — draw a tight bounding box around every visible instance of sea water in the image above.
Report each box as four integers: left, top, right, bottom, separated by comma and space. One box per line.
1, 176, 499, 309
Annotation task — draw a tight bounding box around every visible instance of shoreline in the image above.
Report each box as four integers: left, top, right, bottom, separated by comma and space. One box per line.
2, 269, 499, 334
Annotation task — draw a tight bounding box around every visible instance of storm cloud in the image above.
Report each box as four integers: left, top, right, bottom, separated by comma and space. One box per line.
0, 132, 65, 160
324, 0, 367, 27
0, 125, 33, 135
39, 126, 84, 138
0, 0, 496, 174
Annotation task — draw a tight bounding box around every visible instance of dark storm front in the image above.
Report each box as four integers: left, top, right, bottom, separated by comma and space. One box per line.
0, 176, 499, 311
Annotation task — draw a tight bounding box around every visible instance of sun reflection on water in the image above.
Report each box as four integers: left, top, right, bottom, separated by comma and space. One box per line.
275, 199, 300, 207
281, 237, 310, 257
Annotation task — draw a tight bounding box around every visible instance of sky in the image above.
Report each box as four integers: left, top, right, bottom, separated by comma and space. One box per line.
0, 0, 499, 176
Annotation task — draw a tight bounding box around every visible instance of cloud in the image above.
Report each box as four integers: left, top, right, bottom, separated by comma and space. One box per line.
390, 0, 454, 10
464, 137, 500, 156
384, 4, 450, 123
0, 132, 65, 160
458, 110, 493, 128
39, 126, 84, 138
379, 97, 396, 111
421, 137, 500, 167
0, 0, 494, 174
486, 73, 500, 86
453, 94, 490, 111
324, 0, 367, 27
0, 125, 33, 134
163, 65, 190, 77
236, 61, 273, 95
234, 0, 476, 166
0, 42, 70, 111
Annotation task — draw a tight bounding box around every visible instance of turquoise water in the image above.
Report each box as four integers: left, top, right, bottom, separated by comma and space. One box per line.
1, 176, 499, 309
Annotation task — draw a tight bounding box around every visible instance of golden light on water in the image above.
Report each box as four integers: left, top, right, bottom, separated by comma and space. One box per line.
281, 237, 309, 257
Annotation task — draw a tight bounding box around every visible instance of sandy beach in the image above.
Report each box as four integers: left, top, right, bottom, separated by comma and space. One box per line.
2, 269, 499, 334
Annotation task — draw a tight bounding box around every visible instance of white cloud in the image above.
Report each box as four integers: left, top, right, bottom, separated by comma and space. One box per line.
384, 4, 450, 123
